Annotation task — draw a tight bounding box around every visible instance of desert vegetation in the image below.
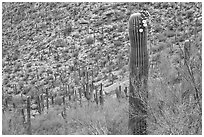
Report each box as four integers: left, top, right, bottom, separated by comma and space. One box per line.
2, 2, 202, 135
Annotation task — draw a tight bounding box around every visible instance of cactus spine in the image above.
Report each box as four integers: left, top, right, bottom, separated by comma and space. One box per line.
128, 13, 149, 135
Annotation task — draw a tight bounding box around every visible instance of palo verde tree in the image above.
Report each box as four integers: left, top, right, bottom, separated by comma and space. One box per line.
128, 11, 150, 135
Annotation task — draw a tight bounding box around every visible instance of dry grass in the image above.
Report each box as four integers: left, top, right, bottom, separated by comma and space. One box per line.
147, 49, 202, 135
2, 96, 129, 135
147, 77, 202, 135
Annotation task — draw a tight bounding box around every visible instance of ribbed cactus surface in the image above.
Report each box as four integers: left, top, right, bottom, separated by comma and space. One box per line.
129, 13, 148, 78
128, 12, 149, 135
184, 40, 190, 65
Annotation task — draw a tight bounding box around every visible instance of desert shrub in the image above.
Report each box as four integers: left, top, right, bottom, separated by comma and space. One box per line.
85, 36, 94, 45
148, 76, 201, 135
31, 108, 65, 135
63, 25, 72, 37
114, 41, 122, 47
119, 65, 128, 77
26, 97, 129, 135
103, 97, 129, 134
2, 110, 26, 135
2, 96, 129, 135
64, 105, 108, 135
73, 31, 80, 38
147, 45, 202, 135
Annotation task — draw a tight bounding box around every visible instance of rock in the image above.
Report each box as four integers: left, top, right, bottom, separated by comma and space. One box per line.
85, 35, 94, 45
79, 19, 89, 24
55, 96, 63, 105
104, 81, 113, 87
31, 103, 38, 110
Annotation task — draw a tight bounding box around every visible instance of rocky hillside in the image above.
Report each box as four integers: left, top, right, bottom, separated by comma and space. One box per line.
2, 2, 202, 96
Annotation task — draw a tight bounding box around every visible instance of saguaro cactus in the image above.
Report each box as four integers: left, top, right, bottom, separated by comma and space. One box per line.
79, 87, 82, 107
40, 94, 44, 112
124, 86, 128, 97
128, 12, 149, 135
95, 88, 99, 106
99, 83, 104, 106
21, 108, 25, 123
51, 95, 54, 105
184, 40, 191, 65
27, 96, 31, 135
46, 89, 49, 110
37, 95, 41, 114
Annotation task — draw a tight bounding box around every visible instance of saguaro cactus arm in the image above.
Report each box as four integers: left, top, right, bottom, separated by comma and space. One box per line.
128, 12, 149, 135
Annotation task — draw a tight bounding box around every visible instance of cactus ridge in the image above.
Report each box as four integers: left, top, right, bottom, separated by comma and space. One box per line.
129, 13, 148, 79
128, 12, 149, 135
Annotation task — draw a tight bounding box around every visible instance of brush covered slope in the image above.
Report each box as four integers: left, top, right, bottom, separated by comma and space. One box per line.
2, 2, 202, 135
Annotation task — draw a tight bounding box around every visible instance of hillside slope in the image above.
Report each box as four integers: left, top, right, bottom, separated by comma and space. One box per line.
2, 2, 202, 135
2, 2, 202, 102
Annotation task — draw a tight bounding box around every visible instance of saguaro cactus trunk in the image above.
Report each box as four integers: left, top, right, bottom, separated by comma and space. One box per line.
128, 12, 149, 135
27, 96, 31, 135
